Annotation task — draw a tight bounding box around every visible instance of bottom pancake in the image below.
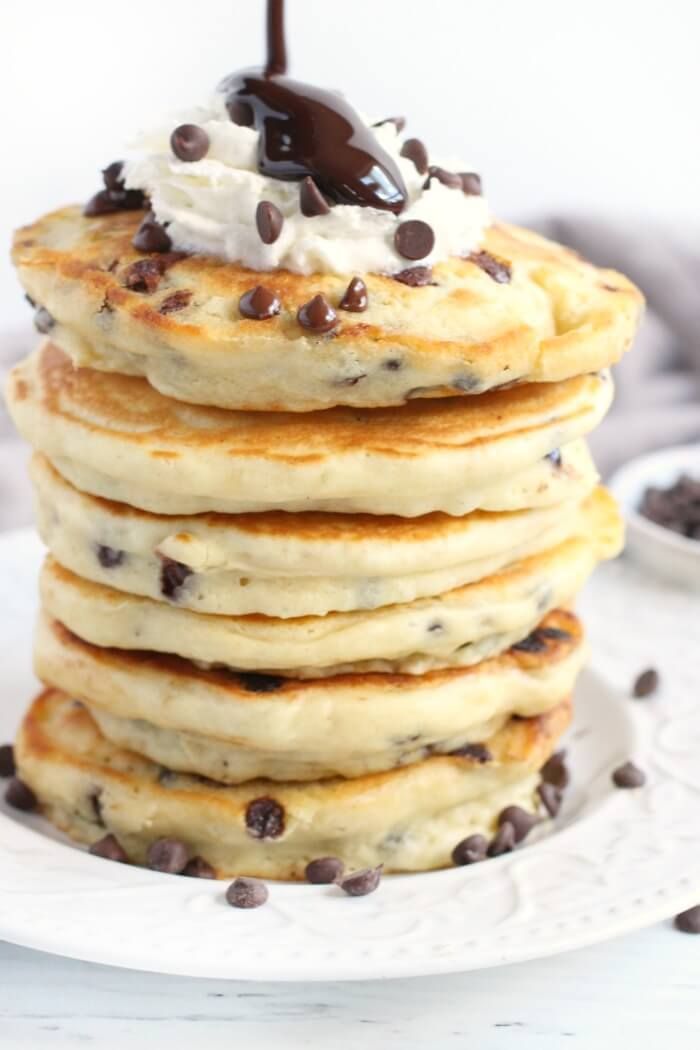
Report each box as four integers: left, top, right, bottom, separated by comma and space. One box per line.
35, 610, 584, 781
16, 690, 571, 879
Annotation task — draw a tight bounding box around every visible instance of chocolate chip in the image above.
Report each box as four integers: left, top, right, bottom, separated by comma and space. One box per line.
512, 630, 547, 653
299, 176, 331, 217
633, 668, 659, 698
539, 627, 571, 642
237, 672, 285, 694
160, 557, 193, 600
540, 749, 569, 790
170, 123, 210, 162
226, 877, 269, 909
460, 172, 483, 195
89, 790, 104, 826
339, 276, 368, 312
392, 265, 435, 287
182, 856, 216, 879
450, 743, 492, 763
424, 165, 462, 190
383, 357, 403, 371
427, 620, 444, 633
339, 865, 382, 897
674, 905, 700, 934
395, 220, 435, 261
256, 200, 284, 244
159, 289, 193, 314
89, 834, 129, 863
498, 805, 538, 843
133, 212, 172, 254
546, 448, 563, 468
488, 821, 516, 857
239, 285, 281, 320
123, 258, 163, 293
373, 116, 406, 133
96, 544, 125, 569
84, 187, 146, 217
612, 761, 646, 789
452, 834, 488, 866
227, 98, 254, 126
640, 474, 700, 540
305, 857, 345, 884
0, 744, 15, 778
102, 161, 125, 191
146, 837, 189, 873
245, 797, 285, 839
537, 781, 563, 818
297, 294, 338, 333
400, 137, 429, 175
468, 250, 512, 284
4, 776, 37, 812
34, 307, 55, 334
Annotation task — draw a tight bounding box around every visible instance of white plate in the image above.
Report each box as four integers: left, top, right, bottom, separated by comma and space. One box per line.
0, 528, 699, 982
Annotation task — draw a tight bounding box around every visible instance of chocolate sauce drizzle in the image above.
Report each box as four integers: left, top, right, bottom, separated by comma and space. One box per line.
220, 0, 407, 213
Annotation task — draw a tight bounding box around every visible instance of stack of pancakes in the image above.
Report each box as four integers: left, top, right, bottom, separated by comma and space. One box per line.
5, 209, 640, 878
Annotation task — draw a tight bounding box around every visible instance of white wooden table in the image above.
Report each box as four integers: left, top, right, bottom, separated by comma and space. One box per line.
1, 925, 698, 1048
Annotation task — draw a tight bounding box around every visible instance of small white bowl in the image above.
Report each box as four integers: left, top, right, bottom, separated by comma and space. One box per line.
608, 443, 700, 589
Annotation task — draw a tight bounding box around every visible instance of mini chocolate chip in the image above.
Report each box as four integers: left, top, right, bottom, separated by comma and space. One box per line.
400, 137, 429, 175
460, 172, 483, 195
239, 285, 281, 320
612, 761, 646, 789
133, 212, 172, 253
170, 123, 210, 162
339, 865, 382, 897
424, 165, 462, 190
89, 790, 104, 826
539, 627, 571, 642
538, 781, 564, 818
146, 837, 189, 874
674, 905, 700, 934
245, 797, 285, 839
84, 187, 146, 217
124, 258, 163, 293
540, 749, 570, 790
24, 293, 36, 308
227, 98, 254, 126
373, 116, 406, 133
512, 630, 547, 653
96, 544, 125, 569
395, 220, 435, 261
297, 293, 338, 333
160, 557, 193, 600
383, 357, 403, 371
34, 307, 55, 334
392, 265, 434, 286
299, 176, 331, 217
468, 250, 512, 284
546, 448, 563, 468
337, 373, 367, 387
5, 776, 37, 812
226, 877, 269, 909
305, 857, 345, 884
157, 768, 178, 786
102, 161, 125, 191
159, 289, 193, 314
450, 743, 492, 763
633, 668, 659, 698
237, 672, 285, 694
339, 276, 368, 312
182, 856, 216, 879
452, 834, 488, 866
0, 744, 16, 778
256, 200, 284, 245
89, 834, 128, 863
488, 821, 516, 857
498, 805, 538, 843
427, 620, 444, 633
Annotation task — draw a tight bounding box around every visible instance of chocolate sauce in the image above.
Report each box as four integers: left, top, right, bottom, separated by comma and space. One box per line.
220, 0, 407, 213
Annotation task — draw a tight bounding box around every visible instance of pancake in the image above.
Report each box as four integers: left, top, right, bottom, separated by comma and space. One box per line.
38, 487, 622, 676
7, 343, 611, 517
15, 689, 571, 877
32, 454, 597, 617
35, 610, 585, 781
12, 207, 642, 412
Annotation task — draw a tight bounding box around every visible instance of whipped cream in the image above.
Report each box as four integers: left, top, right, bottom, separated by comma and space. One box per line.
124, 91, 490, 275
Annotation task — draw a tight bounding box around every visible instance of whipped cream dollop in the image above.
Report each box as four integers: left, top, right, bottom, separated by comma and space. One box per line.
124, 91, 490, 275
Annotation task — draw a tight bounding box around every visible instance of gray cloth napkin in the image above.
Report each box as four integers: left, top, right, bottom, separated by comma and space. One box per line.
2, 219, 699, 531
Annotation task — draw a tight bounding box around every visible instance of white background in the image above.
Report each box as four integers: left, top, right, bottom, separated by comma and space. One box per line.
2, 0, 700, 329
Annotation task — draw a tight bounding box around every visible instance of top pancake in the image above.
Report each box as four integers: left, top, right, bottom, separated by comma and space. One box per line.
12, 206, 642, 412
6, 343, 610, 517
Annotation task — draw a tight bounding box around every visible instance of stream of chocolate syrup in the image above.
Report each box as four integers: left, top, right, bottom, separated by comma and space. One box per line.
220, 0, 408, 213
